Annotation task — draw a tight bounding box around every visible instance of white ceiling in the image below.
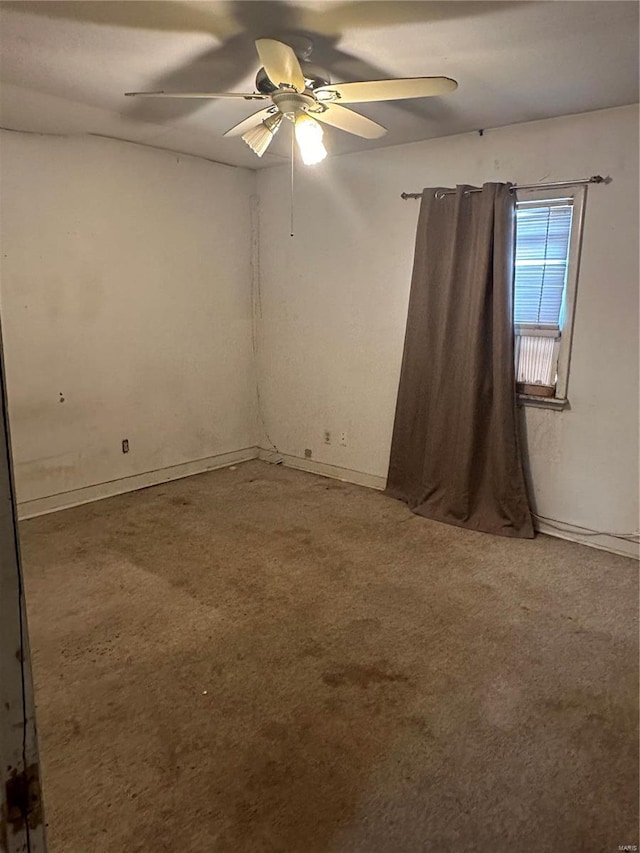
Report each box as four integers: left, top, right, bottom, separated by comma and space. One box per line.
1, 1, 638, 169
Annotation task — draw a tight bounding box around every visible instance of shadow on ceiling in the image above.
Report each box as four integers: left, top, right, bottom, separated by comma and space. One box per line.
6, 0, 525, 129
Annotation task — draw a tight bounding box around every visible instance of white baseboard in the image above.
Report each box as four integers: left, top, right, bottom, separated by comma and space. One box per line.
19, 444, 637, 560
533, 519, 639, 560
257, 448, 387, 491
17, 446, 259, 520
259, 449, 638, 560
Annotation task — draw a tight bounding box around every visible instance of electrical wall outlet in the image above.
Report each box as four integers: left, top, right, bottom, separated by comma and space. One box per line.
339, 431, 348, 447
122, 439, 129, 453
323, 430, 331, 445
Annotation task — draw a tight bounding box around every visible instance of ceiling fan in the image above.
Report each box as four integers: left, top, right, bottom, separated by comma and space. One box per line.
126, 38, 458, 165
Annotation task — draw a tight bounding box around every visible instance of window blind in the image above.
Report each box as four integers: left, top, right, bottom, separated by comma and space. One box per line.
516, 335, 556, 386
514, 201, 573, 327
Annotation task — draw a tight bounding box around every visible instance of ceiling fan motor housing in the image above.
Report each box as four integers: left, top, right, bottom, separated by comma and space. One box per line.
300, 62, 332, 90
256, 61, 331, 95
255, 67, 278, 94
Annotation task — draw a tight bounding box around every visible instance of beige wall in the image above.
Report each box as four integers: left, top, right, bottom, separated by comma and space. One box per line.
256, 105, 639, 557
0, 132, 259, 509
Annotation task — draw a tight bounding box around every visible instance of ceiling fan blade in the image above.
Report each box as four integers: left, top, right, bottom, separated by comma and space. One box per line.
315, 77, 458, 104
313, 104, 386, 139
255, 38, 306, 91
223, 107, 278, 138
125, 91, 268, 99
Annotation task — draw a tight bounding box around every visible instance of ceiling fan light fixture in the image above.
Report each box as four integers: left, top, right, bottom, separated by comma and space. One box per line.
294, 113, 327, 166
241, 112, 283, 157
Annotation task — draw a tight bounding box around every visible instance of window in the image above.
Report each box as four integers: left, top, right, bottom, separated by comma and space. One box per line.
514, 185, 586, 406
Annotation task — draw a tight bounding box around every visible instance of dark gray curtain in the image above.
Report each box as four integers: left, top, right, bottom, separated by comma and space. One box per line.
385, 183, 534, 538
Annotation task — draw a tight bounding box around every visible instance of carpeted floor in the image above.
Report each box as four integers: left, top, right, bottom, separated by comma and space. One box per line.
20, 460, 638, 853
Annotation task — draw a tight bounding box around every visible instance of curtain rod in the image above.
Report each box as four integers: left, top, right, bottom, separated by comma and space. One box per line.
400, 175, 606, 200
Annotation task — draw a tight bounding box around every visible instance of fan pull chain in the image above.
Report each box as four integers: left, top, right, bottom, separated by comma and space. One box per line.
290, 120, 295, 237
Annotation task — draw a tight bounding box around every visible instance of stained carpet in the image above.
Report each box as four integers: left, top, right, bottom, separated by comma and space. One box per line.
20, 460, 639, 852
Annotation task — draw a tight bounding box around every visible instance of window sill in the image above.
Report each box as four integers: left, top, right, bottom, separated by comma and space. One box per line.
517, 393, 568, 411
